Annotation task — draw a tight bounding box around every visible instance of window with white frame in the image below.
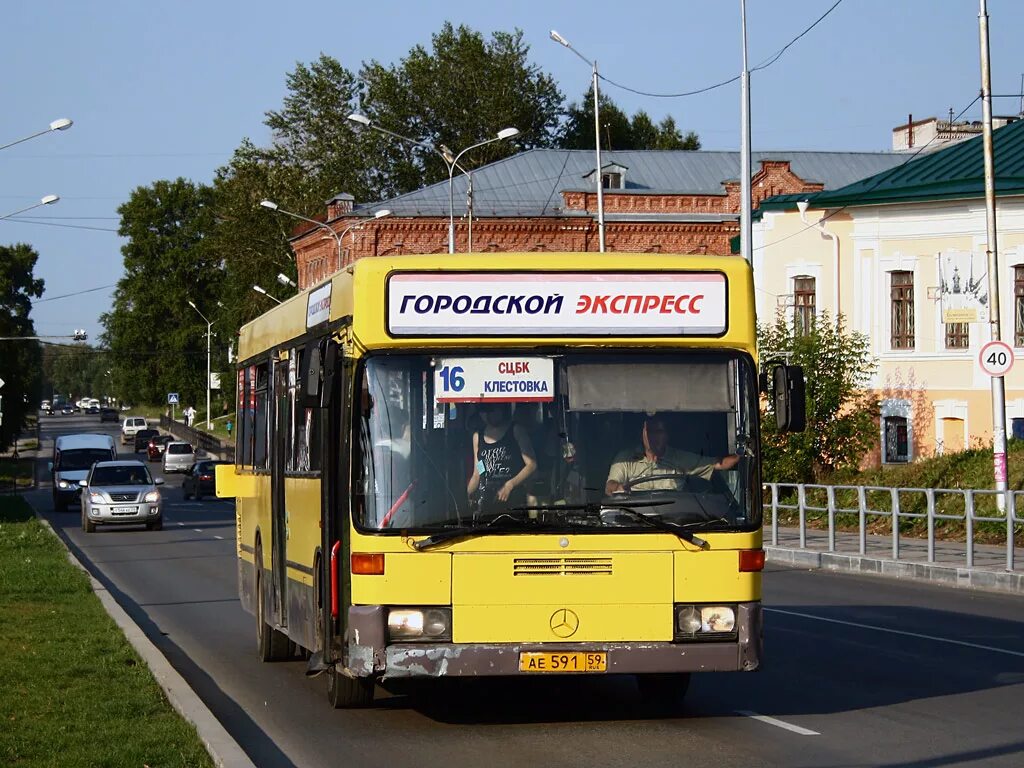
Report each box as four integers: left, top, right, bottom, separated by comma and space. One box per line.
793, 276, 815, 336
884, 415, 910, 463
890, 271, 914, 349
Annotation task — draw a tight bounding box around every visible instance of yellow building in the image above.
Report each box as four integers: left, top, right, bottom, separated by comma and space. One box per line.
753, 120, 1024, 463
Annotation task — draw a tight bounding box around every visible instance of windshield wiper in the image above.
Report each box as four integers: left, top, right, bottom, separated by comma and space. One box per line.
411, 515, 531, 551
510, 500, 709, 549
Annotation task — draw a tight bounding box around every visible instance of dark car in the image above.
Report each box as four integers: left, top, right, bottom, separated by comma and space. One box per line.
99, 407, 119, 423
146, 434, 174, 462
60, 404, 76, 415
182, 460, 228, 500
133, 429, 160, 453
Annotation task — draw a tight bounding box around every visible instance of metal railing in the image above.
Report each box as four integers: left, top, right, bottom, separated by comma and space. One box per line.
160, 416, 235, 462
764, 482, 1022, 572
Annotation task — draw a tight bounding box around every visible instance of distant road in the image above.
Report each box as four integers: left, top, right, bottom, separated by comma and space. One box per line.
30, 415, 1024, 768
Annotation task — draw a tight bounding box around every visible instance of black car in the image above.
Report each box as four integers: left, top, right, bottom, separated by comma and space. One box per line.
133, 428, 160, 452
60, 404, 76, 415
99, 407, 119, 423
182, 460, 229, 501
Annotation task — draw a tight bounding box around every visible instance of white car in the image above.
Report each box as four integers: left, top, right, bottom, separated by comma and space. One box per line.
162, 442, 196, 473
121, 416, 149, 445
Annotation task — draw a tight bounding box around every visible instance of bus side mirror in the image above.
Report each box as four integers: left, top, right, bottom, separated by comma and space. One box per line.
303, 342, 322, 406
321, 341, 340, 404
773, 365, 806, 432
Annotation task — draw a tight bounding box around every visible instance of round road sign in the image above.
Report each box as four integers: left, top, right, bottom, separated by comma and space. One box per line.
978, 340, 1014, 377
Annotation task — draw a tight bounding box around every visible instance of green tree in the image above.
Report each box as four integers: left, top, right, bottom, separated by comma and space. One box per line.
42, 343, 112, 403
559, 87, 700, 151
101, 179, 222, 410
0, 244, 44, 449
758, 312, 878, 483
359, 23, 564, 192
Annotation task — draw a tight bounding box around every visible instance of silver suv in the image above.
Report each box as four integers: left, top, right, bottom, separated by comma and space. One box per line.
162, 442, 196, 474
80, 460, 164, 532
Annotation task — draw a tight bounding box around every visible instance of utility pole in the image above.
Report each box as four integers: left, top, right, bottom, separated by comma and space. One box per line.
739, 0, 753, 265
979, 0, 1007, 502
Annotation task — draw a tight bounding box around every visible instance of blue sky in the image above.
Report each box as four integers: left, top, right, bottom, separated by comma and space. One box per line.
4, 0, 1024, 342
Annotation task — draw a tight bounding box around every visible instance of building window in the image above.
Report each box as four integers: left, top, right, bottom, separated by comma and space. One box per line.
1014, 265, 1024, 347
890, 271, 915, 349
1012, 417, 1024, 441
884, 416, 910, 463
602, 172, 622, 189
945, 321, 969, 349
793, 276, 815, 336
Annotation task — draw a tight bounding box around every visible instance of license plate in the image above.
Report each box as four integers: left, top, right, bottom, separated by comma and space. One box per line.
518, 652, 607, 673
112, 506, 138, 514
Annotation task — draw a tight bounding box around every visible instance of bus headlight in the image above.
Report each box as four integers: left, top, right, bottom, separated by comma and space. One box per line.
700, 606, 736, 633
387, 608, 452, 642
674, 604, 737, 640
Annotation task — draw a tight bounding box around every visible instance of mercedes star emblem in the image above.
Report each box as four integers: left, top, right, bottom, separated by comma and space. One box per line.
549, 608, 580, 638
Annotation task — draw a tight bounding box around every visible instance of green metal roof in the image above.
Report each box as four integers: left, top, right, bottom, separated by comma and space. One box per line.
764, 119, 1024, 211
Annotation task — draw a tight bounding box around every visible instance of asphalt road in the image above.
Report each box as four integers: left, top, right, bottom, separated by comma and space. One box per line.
29, 415, 1024, 767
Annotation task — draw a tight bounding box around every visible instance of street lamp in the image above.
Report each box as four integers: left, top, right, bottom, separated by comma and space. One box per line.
261, 200, 391, 271
277, 273, 297, 288
550, 30, 605, 252
347, 114, 518, 253
337, 209, 391, 267
187, 300, 214, 429
252, 284, 282, 305
0, 118, 73, 152
0, 194, 59, 220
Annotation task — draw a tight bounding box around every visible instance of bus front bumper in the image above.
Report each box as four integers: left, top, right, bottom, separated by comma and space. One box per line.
346, 602, 762, 679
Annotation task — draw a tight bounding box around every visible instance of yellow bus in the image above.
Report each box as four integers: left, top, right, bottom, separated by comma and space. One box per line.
218, 252, 804, 708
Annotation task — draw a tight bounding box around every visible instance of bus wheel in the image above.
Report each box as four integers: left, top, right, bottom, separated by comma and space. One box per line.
326, 667, 374, 709
636, 673, 691, 713
256, 560, 290, 662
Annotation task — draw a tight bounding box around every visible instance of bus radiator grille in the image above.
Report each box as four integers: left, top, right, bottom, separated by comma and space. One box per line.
512, 557, 613, 576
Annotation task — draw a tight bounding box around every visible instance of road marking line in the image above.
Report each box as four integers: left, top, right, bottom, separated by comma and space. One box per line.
194, 529, 203, 533
177, 522, 185, 527
214, 535, 223, 540
737, 711, 819, 736
767, 608, 1024, 658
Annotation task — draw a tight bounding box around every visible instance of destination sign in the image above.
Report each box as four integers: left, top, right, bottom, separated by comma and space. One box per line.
434, 357, 554, 403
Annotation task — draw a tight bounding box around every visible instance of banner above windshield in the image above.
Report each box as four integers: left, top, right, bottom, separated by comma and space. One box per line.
387, 272, 727, 336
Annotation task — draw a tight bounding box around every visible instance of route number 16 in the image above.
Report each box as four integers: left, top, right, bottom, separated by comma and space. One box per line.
438, 365, 465, 392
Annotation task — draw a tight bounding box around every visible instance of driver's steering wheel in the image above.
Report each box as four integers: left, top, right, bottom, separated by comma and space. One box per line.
621, 472, 713, 494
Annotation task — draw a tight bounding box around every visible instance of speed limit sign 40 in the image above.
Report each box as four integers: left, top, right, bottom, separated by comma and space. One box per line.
979, 340, 1014, 377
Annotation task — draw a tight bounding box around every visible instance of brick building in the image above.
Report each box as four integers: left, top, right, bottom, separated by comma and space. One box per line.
288, 149, 904, 289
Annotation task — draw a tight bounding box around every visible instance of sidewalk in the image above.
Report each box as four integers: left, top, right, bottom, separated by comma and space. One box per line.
767, 524, 1024, 594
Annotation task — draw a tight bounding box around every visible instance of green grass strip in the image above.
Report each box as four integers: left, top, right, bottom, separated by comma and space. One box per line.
0, 496, 214, 767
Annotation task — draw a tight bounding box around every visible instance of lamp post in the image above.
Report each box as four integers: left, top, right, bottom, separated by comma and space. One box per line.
187, 300, 213, 429
550, 30, 605, 252
252, 284, 282, 305
1, 194, 59, 220
346, 114, 517, 253
277, 273, 297, 288
0, 118, 73, 152
260, 200, 342, 266
336, 209, 392, 266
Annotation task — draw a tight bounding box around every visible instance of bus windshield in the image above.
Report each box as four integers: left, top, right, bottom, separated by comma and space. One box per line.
57, 448, 114, 472
355, 352, 760, 535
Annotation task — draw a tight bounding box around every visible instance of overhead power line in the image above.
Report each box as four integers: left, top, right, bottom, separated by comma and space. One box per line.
33, 284, 118, 303
598, 0, 845, 99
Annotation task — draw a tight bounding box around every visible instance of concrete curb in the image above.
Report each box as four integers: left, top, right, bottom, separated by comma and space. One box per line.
29, 504, 257, 768
766, 545, 1024, 595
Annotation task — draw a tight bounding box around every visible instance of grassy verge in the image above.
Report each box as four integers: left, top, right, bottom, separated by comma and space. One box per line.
0, 457, 34, 491
0, 496, 214, 767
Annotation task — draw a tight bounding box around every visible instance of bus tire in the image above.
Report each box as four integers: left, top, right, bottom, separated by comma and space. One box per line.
636, 673, 691, 712
256, 555, 290, 662
326, 667, 374, 709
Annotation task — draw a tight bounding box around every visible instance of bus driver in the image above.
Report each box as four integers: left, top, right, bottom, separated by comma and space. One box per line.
605, 414, 739, 495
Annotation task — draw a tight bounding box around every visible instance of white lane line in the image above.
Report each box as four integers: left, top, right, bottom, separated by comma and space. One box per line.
194, 528, 203, 533
177, 522, 185, 527
768, 608, 1024, 659
737, 711, 819, 736
214, 535, 223, 540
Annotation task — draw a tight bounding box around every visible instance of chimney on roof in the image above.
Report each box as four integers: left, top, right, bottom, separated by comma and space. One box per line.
327, 193, 355, 220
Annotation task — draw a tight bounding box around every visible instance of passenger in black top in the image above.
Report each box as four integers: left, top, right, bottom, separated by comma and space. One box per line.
467, 403, 537, 510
